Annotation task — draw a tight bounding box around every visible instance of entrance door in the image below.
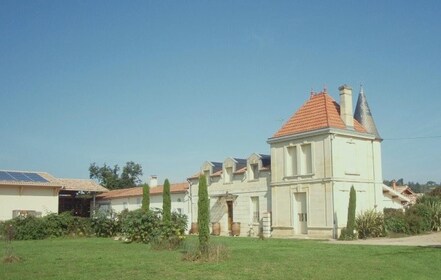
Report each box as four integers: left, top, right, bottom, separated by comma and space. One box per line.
294, 193, 307, 234
227, 201, 233, 233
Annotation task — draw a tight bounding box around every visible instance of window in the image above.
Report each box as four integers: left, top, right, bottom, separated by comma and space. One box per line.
300, 143, 312, 174
285, 146, 297, 176
176, 208, 182, 214
136, 197, 141, 205
224, 167, 233, 183
250, 163, 259, 180
251, 197, 260, 223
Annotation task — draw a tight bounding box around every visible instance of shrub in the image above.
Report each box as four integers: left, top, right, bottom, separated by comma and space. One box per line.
405, 203, 432, 234
120, 209, 187, 248
356, 209, 385, 239
417, 195, 441, 231
384, 208, 407, 234
120, 209, 162, 243
43, 212, 74, 237
10, 216, 47, 240
91, 210, 121, 237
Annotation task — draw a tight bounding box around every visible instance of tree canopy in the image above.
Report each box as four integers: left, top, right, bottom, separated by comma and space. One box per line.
89, 161, 143, 190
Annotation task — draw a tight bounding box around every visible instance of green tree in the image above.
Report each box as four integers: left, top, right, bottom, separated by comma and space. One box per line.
197, 174, 210, 254
89, 161, 143, 189
347, 186, 357, 233
142, 183, 150, 211
162, 179, 171, 222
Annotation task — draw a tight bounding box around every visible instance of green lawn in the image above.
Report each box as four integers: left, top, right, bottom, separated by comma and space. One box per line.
1, 237, 439, 280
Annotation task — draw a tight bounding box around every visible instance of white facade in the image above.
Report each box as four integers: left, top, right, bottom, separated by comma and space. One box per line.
96, 184, 192, 230
0, 185, 60, 220
189, 154, 271, 237
269, 129, 384, 238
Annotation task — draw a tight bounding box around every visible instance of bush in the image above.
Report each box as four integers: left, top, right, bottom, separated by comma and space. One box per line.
384, 208, 407, 234
10, 216, 47, 240
417, 195, 441, 231
356, 209, 385, 239
91, 210, 121, 237
405, 203, 432, 234
120, 209, 187, 249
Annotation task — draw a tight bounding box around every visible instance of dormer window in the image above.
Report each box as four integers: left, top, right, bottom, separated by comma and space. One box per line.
224, 167, 233, 184
250, 163, 259, 180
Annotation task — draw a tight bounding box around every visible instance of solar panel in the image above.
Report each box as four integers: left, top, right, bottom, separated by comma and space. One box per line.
23, 172, 49, 183
0, 171, 49, 183
8, 171, 32, 181
0, 171, 14, 181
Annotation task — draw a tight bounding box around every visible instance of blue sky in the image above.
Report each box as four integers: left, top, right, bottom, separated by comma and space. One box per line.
1, 1, 440, 184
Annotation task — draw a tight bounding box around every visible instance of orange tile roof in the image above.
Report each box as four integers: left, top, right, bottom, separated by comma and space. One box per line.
273, 92, 366, 138
97, 182, 188, 200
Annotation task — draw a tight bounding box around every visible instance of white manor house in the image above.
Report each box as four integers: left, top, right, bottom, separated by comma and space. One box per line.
188, 85, 408, 238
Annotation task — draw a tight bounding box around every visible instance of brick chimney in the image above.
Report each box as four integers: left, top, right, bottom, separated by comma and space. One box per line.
338, 84, 354, 128
149, 175, 158, 188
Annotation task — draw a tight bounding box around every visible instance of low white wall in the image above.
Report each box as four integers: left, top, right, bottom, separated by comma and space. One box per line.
0, 186, 59, 221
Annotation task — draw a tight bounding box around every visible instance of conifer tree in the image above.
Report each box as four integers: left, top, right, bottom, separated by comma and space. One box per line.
198, 174, 210, 254
346, 185, 357, 235
141, 183, 150, 211
162, 179, 171, 222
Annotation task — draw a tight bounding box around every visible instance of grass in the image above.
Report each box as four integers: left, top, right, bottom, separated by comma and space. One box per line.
1, 236, 439, 280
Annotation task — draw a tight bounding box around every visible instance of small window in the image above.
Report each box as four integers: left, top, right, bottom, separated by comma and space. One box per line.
136, 198, 141, 205
300, 143, 312, 175
251, 197, 260, 223
286, 146, 297, 176
250, 163, 259, 180
176, 208, 182, 214
224, 167, 233, 183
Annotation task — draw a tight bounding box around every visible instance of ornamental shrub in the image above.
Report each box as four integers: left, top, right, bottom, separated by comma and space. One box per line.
10, 216, 47, 240
417, 195, 441, 231
356, 209, 385, 239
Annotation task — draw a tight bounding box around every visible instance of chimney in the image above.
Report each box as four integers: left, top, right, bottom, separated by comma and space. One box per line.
149, 175, 158, 188
392, 180, 397, 190
338, 84, 354, 128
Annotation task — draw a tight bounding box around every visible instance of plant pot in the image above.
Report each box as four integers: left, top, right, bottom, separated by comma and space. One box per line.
211, 222, 220, 236
190, 222, 198, 234
232, 222, 241, 236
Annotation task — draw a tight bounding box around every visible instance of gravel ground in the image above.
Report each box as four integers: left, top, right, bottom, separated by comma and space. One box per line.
327, 231, 441, 247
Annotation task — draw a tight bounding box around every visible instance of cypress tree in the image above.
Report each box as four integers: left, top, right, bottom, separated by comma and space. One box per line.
347, 185, 357, 235
162, 179, 171, 222
141, 183, 150, 211
198, 174, 210, 254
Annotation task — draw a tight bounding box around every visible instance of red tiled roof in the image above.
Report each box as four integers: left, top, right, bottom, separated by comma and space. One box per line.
97, 182, 188, 200
273, 92, 367, 138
